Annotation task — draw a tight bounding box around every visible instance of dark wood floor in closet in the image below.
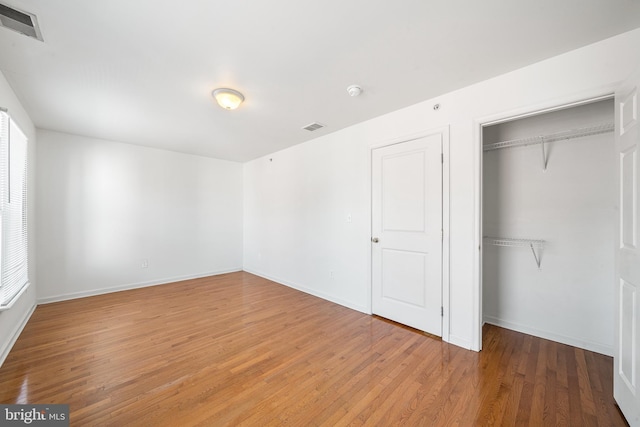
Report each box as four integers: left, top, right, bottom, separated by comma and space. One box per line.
0, 271, 626, 426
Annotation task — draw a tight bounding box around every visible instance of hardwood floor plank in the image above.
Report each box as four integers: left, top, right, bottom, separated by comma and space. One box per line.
575, 348, 598, 420
0, 272, 629, 426
530, 339, 548, 426
464, 326, 515, 425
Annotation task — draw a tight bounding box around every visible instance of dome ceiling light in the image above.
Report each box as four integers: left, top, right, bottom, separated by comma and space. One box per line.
212, 88, 245, 110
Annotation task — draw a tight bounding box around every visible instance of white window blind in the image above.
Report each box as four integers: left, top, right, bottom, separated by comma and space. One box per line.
0, 110, 29, 309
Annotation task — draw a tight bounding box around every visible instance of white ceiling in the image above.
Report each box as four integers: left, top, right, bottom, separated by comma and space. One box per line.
1, 1, 639, 162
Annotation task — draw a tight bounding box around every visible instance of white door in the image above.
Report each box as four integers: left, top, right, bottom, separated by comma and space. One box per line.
615, 68, 640, 426
371, 133, 442, 335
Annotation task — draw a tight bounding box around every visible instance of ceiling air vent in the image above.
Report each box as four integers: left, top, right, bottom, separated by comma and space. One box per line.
302, 122, 325, 132
0, 3, 43, 41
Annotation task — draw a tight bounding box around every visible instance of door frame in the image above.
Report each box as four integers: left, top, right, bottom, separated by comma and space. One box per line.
472, 88, 617, 351
368, 126, 450, 341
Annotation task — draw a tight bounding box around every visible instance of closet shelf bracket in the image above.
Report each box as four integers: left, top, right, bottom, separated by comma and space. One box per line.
484, 237, 545, 270
540, 136, 548, 171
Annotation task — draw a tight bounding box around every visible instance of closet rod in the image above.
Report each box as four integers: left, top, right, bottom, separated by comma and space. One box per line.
483, 122, 614, 152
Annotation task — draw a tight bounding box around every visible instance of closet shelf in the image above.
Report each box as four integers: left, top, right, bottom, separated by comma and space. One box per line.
484, 237, 544, 248
482, 122, 614, 152
484, 237, 545, 270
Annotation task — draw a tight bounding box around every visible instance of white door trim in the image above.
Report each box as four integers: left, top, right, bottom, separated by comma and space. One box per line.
368, 126, 450, 342
472, 88, 617, 351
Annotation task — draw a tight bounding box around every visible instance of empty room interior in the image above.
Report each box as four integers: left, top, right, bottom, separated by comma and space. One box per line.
1, 1, 640, 425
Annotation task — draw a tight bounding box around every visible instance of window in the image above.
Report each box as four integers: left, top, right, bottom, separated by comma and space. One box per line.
0, 109, 29, 309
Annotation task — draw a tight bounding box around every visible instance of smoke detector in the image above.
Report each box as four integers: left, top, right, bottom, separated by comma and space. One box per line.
347, 85, 362, 97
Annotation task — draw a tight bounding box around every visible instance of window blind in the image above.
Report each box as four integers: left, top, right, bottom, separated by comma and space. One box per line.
0, 110, 29, 309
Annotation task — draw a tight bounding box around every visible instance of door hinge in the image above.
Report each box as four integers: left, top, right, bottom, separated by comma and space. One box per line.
441, 153, 444, 163
441, 306, 444, 316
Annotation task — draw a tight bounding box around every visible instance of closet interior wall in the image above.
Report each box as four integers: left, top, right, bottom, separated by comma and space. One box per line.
482, 99, 615, 356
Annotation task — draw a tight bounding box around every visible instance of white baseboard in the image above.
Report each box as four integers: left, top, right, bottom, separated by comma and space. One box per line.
243, 268, 370, 315
0, 302, 36, 367
483, 316, 613, 356
37, 268, 243, 304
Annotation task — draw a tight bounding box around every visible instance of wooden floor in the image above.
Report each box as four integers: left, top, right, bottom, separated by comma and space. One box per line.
0, 272, 627, 426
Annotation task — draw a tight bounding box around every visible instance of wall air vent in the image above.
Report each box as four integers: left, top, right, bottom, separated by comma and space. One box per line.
302, 122, 325, 132
0, 3, 43, 41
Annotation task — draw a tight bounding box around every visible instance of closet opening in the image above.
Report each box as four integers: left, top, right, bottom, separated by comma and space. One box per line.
480, 96, 615, 356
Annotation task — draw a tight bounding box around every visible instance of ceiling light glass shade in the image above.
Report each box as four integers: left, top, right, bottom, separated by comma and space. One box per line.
212, 88, 245, 110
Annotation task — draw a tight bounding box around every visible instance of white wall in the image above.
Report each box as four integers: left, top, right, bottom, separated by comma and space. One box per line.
243, 133, 370, 312
36, 130, 243, 302
243, 28, 640, 350
483, 100, 615, 355
0, 70, 37, 365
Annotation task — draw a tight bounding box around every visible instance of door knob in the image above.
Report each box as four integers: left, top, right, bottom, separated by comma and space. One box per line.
371, 237, 379, 243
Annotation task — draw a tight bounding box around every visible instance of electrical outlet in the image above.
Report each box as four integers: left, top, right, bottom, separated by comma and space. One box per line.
142, 259, 148, 269
346, 214, 352, 223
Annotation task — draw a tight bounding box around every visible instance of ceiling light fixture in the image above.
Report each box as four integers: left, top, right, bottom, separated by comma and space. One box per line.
212, 88, 245, 110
